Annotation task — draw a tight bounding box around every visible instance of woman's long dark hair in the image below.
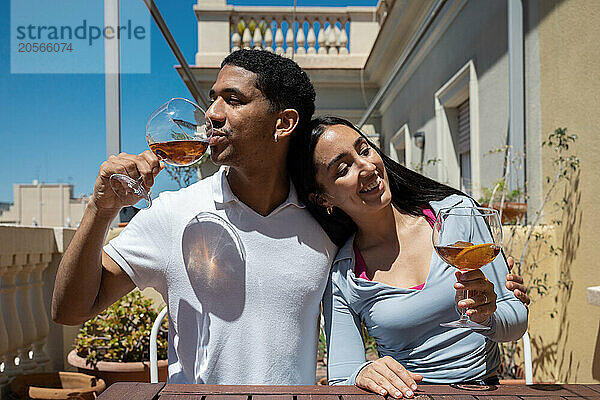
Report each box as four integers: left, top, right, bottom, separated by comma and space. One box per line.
288, 116, 465, 246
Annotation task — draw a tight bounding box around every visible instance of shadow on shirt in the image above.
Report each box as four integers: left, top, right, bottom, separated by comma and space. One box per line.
171, 213, 247, 383
181, 212, 247, 322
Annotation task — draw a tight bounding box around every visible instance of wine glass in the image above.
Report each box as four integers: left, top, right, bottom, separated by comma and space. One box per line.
109, 98, 213, 208
432, 206, 503, 330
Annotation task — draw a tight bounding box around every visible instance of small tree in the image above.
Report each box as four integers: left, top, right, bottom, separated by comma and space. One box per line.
491, 128, 580, 380
163, 152, 209, 189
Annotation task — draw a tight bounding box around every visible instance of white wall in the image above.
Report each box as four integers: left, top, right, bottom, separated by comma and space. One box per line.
378, 0, 511, 198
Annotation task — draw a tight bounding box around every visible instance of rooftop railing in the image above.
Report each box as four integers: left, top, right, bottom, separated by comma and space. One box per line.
230, 15, 349, 56
0, 226, 79, 396
193, 0, 394, 68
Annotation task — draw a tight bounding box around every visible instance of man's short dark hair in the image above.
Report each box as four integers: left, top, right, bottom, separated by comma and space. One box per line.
221, 49, 316, 131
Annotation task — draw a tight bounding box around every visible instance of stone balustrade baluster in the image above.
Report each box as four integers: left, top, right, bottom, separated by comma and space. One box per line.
327, 20, 338, 55
333, 19, 342, 54
0, 263, 24, 379
31, 256, 51, 372
285, 19, 294, 57
231, 16, 242, 52
252, 19, 264, 50
324, 20, 332, 53
0, 266, 9, 392
15, 259, 37, 373
339, 18, 349, 55
242, 24, 252, 50
247, 18, 257, 49
306, 19, 316, 54
317, 19, 326, 55
296, 20, 306, 55
274, 18, 284, 55
264, 21, 274, 52
231, 32, 242, 52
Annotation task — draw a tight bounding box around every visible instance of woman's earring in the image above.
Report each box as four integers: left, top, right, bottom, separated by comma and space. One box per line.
326, 206, 333, 215
274, 133, 279, 143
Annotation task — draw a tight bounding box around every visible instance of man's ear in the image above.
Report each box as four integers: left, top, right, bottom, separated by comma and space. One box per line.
275, 109, 300, 140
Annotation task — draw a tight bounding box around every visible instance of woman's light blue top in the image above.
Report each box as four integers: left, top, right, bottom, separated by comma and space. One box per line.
323, 195, 528, 385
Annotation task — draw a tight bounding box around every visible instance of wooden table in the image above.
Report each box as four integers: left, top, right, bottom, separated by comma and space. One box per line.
98, 383, 600, 399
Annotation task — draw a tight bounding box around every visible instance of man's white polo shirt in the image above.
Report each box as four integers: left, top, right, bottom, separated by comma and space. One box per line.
104, 166, 337, 384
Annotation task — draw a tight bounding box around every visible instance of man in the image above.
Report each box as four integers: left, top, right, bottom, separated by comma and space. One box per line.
52, 50, 528, 385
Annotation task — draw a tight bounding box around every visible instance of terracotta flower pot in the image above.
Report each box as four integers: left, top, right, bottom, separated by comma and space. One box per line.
10, 371, 105, 400
67, 349, 168, 387
484, 202, 527, 224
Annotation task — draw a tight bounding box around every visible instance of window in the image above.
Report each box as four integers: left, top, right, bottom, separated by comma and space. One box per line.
389, 124, 412, 167
457, 99, 471, 194
434, 61, 480, 198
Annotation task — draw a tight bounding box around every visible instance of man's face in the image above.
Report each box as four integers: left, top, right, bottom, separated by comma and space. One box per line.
206, 65, 279, 168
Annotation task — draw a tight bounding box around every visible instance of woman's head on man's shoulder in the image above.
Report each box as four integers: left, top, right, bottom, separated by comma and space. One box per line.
288, 116, 464, 245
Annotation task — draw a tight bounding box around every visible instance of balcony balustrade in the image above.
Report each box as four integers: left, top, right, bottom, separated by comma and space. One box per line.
230, 15, 350, 56
193, 0, 393, 69
0, 226, 79, 398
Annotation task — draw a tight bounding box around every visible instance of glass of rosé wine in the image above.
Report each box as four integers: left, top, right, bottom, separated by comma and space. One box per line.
432, 206, 503, 330
109, 98, 213, 208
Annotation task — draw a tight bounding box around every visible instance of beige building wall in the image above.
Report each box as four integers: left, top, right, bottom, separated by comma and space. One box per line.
0, 183, 88, 227
534, 0, 600, 383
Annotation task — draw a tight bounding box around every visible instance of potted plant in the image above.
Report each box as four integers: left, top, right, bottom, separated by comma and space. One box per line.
479, 178, 527, 224
67, 290, 169, 386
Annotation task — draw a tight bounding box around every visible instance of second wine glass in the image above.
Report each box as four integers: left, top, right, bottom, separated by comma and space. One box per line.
109, 98, 213, 209
432, 206, 503, 330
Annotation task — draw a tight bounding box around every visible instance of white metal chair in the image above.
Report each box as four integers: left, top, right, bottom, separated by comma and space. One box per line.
150, 306, 168, 383
522, 330, 533, 384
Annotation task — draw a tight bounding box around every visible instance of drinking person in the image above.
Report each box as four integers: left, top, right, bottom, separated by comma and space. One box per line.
53, 50, 337, 384
288, 116, 528, 397
52, 50, 529, 385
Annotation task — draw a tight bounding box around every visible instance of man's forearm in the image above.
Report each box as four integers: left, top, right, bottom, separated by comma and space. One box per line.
51, 199, 118, 325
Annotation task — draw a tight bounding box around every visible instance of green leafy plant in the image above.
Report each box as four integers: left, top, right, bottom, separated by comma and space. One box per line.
317, 326, 327, 361
362, 324, 379, 360
478, 178, 524, 205
75, 291, 168, 368
513, 127, 578, 302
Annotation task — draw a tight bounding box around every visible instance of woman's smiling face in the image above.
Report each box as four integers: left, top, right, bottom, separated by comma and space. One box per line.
312, 124, 393, 218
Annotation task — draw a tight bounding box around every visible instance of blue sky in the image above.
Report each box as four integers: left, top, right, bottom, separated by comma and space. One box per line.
0, 0, 377, 203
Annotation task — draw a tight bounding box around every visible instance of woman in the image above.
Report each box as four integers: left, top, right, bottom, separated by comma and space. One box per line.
288, 116, 529, 399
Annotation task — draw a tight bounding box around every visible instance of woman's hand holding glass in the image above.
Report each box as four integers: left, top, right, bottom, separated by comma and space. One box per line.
355, 356, 422, 399
433, 206, 503, 330
453, 256, 529, 323
453, 256, 529, 324
454, 269, 497, 324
